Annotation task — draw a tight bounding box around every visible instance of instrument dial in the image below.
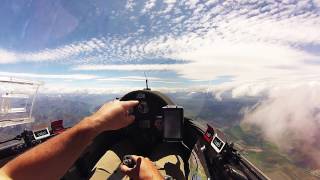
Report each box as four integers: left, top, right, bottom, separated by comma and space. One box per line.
137, 101, 149, 114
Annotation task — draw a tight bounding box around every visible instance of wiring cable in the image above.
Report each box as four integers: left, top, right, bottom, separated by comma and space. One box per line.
181, 142, 199, 179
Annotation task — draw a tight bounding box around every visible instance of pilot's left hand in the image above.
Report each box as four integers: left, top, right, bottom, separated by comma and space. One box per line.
120, 155, 164, 180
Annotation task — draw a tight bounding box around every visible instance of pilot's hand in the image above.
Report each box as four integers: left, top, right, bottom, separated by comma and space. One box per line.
84, 100, 139, 133
120, 155, 164, 180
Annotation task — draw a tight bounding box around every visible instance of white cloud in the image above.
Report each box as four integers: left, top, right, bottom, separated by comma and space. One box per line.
0, 38, 104, 64
216, 14, 320, 45
39, 83, 191, 94
156, 0, 176, 14
141, 0, 157, 13
1, 0, 320, 69
73, 38, 320, 85
0, 72, 98, 80
242, 83, 320, 168
314, 0, 320, 7
97, 76, 180, 84
73, 64, 177, 71
40, 85, 138, 94
97, 76, 160, 81
125, 0, 135, 11
70, 0, 320, 85
184, 0, 199, 9
0, 49, 17, 63
1, 0, 320, 90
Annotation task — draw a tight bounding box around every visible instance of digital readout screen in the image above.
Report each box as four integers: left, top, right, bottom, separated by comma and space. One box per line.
34, 129, 49, 138
164, 110, 182, 139
212, 136, 224, 150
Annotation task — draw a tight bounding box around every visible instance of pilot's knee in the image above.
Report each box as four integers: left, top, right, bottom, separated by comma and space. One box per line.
155, 155, 185, 179
164, 162, 185, 180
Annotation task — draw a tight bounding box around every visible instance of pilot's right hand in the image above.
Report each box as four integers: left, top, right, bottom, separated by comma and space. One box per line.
81, 100, 139, 133
120, 155, 164, 180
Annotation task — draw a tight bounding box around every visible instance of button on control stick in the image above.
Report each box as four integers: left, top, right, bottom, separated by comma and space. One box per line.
123, 155, 136, 168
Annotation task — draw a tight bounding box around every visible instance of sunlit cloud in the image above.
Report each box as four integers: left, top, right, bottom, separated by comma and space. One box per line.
125, 0, 136, 11
1, 0, 320, 89
68, 1, 320, 86
0, 49, 17, 64
97, 76, 160, 81
73, 64, 176, 71
242, 82, 320, 168
0, 0, 318, 68
97, 76, 180, 84
40, 83, 189, 94
0, 72, 98, 80
141, 0, 156, 13
0, 38, 106, 64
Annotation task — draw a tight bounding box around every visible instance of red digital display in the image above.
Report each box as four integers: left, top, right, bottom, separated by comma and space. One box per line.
51, 120, 65, 134
203, 125, 214, 143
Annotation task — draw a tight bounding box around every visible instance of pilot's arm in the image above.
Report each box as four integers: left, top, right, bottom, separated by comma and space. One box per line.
0, 100, 162, 180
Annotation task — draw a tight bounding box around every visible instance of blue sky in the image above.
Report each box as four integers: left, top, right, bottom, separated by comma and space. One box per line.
0, 0, 320, 94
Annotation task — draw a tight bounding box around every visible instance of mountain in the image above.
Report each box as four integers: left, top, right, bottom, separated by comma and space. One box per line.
168, 92, 259, 126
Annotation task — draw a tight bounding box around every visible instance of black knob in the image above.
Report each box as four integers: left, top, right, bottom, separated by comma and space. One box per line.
123, 155, 136, 168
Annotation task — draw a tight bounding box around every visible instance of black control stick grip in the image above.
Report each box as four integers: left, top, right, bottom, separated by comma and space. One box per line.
123, 155, 136, 168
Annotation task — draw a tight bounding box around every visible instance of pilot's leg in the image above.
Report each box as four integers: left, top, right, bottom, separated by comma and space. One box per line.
89, 140, 136, 180
150, 143, 186, 180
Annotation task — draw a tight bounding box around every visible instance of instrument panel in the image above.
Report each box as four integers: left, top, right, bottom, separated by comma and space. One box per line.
121, 90, 174, 130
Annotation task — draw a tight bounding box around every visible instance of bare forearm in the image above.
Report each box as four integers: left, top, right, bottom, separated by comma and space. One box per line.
0, 100, 138, 180
1, 117, 98, 180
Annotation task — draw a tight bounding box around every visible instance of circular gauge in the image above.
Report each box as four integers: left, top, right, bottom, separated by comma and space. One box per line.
137, 101, 149, 114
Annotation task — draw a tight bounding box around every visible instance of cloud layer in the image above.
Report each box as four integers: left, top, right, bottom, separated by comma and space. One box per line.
0, 72, 98, 80
1, 0, 319, 89
242, 83, 320, 168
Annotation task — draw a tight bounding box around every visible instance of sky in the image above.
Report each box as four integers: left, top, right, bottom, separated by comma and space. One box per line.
0, 0, 320, 94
